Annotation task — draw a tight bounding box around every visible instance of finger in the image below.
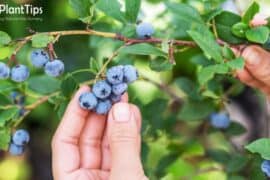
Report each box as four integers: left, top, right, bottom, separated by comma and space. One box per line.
242, 45, 270, 87
79, 113, 106, 169
101, 93, 129, 171
107, 103, 144, 179
251, 13, 268, 27
101, 104, 142, 171
52, 86, 90, 176
237, 68, 270, 95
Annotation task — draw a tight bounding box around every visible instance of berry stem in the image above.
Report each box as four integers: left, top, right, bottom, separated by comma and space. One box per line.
94, 45, 125, 81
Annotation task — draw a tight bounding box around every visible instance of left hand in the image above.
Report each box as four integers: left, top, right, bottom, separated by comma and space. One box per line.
51, 86, 147, 180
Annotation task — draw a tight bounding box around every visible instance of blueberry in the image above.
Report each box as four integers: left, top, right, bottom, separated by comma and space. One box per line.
112, 83, 128, 95
136, 22, 154, 39
9, 143, 24, 156
261, 160, 270, 177
11, 64, 30, 82
210, 112, 231, 129
44, 59, 64, 77
10, 92, 25, 105
106, 65, 124, 85
0, 62, 10, 79
123, 65, 138, 83
92, 80, 112, 99
30, 49, 49, 68
95, 99, 112, 115
79, 92, 98, 110
110, 94, 122, 103
12, 129, 30, 146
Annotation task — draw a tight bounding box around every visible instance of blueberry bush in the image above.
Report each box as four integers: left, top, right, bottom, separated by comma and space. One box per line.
1, 0, 270, 179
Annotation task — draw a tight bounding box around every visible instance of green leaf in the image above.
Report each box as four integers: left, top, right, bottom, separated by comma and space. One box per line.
215, 11, 245, 44
125, 0, 141, 23
178, 99, 215, 121
166, 158, 195, 178
226, 58, 244, 70
0, 93, 12, 106
120, 43, 167, 57
246, 26, 270, 44
96, 0, 125, 23
149, 58, 173, 72
232, 22, 249, 38
0, 107, 18, 127
0, 31, 11, 47
174, 77, 201, 100
226, 154, 248, 173
222, 46, 235, 60
207, 149, 230, 164
69, 0, 93, 18
0, 81, 15, 92
28, 75, 61, 94
0, 129, 11, 150
0, 46, 12, 59
32, 34, 54, 48
57, 100, 69, 119
246, 138, 270, 160
166, 3, 203, 25
242, 1, 259, 24
198, 64, 229, 85
225, 122, 246, 136
188, 27, 223, 62
202, 8, 223, 22
89, 57, 101, 74
61, 74, 78, 97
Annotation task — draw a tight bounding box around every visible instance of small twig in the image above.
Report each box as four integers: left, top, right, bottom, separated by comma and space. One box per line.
141, 76, 183, 103
25, 92, 59, 110
94, 45, 125, 81
168, 40, 176, 65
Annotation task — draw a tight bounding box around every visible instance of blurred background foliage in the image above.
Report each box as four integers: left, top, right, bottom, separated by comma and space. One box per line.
0, 0, 270, 180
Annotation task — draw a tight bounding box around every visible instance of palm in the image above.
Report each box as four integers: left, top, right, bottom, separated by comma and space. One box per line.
52, 86, 112, 180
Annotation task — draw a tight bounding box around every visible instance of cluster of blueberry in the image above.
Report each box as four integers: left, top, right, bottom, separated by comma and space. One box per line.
209, 112, 231, 129
0, 49, 64, 82
79, 65, 138, 115
261, 160, 270, 177
8, 129, 30, 156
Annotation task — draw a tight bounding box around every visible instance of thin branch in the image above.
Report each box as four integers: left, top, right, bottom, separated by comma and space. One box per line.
25, 92, 59, 110
94, 45, 126, 81
141, 76, 183, 103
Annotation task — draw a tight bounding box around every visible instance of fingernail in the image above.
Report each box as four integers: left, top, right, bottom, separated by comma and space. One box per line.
113, 103, 131, 122
246, 50, 261, 66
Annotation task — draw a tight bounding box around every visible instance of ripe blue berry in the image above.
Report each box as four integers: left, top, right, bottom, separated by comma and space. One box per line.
261, 160, 270, 177
106, 65, 124, 85
12, 129, 30, 146
0, 62, 10, 79
79, 92, 98, 110
95, 100, 112, 115
93, 80, 112, 99
110, 94, 122, 103
136, 22, 154, 39
123, 65, 138, 83
9, 143, 24, 156
30, 49, 49, 68
11, 64, 30, 82
10, 92, 25, 105
112, 83, 128, 95
210, 112, 231, 129
45, 59, 65, 77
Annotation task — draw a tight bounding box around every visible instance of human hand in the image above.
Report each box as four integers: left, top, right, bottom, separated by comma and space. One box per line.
52, 86, 147, 180
235, 14, 270, 97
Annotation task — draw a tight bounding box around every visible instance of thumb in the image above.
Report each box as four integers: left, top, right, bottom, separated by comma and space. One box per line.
242, 46, 270, 87
108, 102, 145, 180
